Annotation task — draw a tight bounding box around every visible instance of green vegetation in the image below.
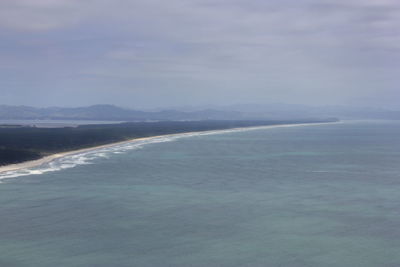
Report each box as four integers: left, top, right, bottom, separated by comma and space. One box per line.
0, 148, 42, 165
0, 119, 338, 166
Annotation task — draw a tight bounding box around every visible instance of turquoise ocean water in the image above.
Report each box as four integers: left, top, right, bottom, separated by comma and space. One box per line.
1, 121, 400, 267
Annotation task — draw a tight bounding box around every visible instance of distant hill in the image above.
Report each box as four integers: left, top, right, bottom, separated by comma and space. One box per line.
165, 103, 400, 120
0, 103, 398, 121
0, 105, 243, 121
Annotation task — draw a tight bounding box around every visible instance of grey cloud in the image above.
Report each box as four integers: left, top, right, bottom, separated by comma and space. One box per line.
0, 0, 399, 109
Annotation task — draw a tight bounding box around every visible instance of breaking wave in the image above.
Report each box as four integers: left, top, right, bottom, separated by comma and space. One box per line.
0, 123, 330, 181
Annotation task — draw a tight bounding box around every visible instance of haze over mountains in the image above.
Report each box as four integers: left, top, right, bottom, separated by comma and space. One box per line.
0, 105, 242, 121
0, 104, 399, 122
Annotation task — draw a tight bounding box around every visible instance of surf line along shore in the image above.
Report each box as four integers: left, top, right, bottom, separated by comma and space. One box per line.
0, 121, 339, 177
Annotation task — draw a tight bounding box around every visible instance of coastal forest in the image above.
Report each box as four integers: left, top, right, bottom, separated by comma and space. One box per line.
0, 119, 337, 166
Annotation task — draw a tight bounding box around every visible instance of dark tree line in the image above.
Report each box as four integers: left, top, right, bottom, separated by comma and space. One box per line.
0, 119, 337, 166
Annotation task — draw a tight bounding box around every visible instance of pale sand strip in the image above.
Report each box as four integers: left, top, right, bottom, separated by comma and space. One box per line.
0, 122, 338, 175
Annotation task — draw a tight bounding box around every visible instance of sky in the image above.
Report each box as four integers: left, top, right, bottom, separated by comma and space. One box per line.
0, 0, 399, 109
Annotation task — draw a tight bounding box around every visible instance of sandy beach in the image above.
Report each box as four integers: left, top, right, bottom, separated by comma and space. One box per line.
0, 122, 338, 175
0, 134, 176, 175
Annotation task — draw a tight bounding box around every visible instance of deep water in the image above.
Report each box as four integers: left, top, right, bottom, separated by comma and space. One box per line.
1, 121, 400, 267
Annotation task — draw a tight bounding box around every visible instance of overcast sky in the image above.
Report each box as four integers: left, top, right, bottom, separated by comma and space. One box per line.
0, 0, 399, 109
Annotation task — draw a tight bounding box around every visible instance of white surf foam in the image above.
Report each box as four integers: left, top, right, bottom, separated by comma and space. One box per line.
0, 122, 336, 181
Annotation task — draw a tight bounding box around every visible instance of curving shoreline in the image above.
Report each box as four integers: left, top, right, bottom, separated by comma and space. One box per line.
0, 121, 339, 176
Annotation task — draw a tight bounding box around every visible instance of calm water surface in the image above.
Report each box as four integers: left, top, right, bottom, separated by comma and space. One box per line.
1, 121, 400, 267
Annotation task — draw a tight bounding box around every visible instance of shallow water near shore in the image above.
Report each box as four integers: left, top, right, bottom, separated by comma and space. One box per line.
1, 121, 400, 266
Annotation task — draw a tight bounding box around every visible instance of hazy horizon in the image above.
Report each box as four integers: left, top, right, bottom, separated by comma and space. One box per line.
1, 102, 398, 112
1, 0, 399, 109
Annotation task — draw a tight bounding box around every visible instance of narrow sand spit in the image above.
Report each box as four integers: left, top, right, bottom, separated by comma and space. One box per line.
0, 122, 339, 175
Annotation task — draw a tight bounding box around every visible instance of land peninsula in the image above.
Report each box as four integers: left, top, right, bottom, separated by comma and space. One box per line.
0, 119, 338, 171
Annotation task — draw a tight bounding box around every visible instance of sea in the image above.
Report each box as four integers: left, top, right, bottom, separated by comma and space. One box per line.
1, 120, 400, 267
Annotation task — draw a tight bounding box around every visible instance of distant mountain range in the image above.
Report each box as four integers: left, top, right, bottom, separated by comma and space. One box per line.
0, 105, 244, 121
0, 104, 399, 121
